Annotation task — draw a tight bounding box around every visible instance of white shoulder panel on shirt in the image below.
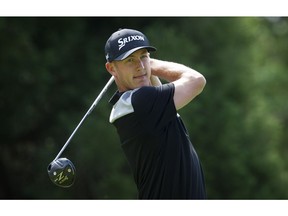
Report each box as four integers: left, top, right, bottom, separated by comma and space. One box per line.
109, 90, 135, 123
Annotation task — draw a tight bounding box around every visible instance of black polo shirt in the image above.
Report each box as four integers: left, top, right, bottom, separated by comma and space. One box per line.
109, 83, 206, 199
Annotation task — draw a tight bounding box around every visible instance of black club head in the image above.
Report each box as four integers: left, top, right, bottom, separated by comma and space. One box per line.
47, 158, 76, 188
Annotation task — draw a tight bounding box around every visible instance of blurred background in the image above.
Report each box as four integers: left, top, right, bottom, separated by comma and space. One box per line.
1, 17, 288, 199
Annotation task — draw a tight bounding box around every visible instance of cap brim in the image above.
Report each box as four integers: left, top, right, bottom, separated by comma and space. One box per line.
114, 46, 157, 61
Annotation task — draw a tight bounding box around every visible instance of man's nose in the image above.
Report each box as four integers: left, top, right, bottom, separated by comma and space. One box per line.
137, 59, 145, 69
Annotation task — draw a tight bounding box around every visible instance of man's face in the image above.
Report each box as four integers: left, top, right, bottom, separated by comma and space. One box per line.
108, 49, 151, 92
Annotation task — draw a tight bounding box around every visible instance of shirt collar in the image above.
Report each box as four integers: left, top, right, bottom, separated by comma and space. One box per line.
109, 91, 125, 105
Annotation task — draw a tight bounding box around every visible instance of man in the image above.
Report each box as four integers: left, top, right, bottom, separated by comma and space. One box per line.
105, 28, 206, 199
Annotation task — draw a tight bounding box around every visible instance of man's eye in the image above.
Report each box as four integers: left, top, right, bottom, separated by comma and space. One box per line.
141, 53, 149, 59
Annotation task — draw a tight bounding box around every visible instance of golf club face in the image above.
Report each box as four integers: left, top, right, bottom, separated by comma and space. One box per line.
47, 158, 76, 188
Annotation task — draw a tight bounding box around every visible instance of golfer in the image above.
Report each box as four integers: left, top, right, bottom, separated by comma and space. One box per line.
105, 28, 207, 199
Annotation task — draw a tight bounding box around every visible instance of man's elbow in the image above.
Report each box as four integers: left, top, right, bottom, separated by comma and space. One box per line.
193, 75, 206, 95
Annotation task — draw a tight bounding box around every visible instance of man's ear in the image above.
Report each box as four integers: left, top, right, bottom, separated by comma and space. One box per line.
105, 62, 116, 76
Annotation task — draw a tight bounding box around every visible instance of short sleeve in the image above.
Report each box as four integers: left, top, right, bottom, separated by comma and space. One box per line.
131, 83, 176, 132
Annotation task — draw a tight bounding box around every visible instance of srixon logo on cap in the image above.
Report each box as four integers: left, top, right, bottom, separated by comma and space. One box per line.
118, 35, 145, 50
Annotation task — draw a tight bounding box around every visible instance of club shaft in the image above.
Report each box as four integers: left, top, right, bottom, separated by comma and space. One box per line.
54, 76, 115, 161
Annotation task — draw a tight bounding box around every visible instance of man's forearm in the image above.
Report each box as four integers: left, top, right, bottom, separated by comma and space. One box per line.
150, 58, 206, 110
150, 58, 201, 82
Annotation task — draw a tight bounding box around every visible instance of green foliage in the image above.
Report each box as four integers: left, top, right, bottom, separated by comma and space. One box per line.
1, 17, 288, 199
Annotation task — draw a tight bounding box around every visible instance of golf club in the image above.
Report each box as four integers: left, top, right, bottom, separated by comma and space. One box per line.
47, 76, 114, 188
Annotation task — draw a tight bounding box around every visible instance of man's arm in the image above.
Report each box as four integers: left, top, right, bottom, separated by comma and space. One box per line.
150, 58, 206, 110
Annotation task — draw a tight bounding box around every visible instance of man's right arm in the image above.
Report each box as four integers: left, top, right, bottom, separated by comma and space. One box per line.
150, 58, 206, 110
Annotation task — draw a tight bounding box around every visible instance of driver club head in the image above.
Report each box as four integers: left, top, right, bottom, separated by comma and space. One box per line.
47, 158, 76, 188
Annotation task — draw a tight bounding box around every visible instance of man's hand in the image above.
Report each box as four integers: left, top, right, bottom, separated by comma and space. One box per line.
150, 75, 162, 86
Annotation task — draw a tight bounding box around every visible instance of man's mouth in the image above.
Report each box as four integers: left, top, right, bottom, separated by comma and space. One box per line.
133, 73, 147, 79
